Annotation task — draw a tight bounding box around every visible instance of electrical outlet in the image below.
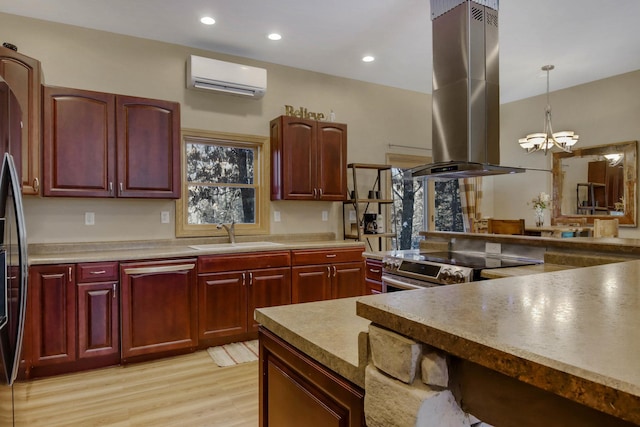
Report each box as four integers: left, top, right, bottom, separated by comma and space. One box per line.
322, 210, 328, 221
274, 211, 281, 222
85, 212, 95, 226
349, 211, 356, 221
161, 211, 170, 224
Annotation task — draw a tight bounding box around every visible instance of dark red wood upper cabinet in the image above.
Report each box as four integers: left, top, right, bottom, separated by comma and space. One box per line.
116, 96, 180, 198
270, 115, 347, 201
42, 86, 180, 198
42, 86, 116, 197
0, 46, 42, 195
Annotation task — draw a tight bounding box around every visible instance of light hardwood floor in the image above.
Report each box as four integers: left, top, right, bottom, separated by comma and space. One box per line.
6, 351, 259, 426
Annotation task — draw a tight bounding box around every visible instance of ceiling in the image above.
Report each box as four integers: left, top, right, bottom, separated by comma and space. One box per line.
2, 0, 640, 103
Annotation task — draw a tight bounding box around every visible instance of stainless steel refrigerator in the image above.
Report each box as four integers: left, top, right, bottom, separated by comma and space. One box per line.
0, 77, 29, 425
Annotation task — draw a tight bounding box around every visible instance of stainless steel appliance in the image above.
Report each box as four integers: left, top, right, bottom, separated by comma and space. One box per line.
381, 251, 540, 292
0, 77, 29, 424
410, 0, 525, 179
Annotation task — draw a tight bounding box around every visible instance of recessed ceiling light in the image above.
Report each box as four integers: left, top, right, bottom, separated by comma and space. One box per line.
267, 33, 282, 41
362, 55, 375, 63
200, 16, 215, 25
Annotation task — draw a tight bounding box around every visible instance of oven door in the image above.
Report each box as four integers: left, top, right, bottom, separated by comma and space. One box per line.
381, 274, 440, 292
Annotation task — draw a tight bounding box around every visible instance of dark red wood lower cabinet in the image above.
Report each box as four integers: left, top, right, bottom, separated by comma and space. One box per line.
259, 327, 364, 427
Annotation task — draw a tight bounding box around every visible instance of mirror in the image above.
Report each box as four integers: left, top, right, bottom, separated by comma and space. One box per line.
552, 141, 637, 226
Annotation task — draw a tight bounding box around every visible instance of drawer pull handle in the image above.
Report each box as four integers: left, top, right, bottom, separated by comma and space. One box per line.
112, 283, 117, 298
124, 264, 195, 275
327, 266, 331, 278
249, 272, 253, 286
242, 272, 246, 286
89, 270, 107, 275
369, 268, 381, 273
333, 266, 337, 277
33, 177, 40, 192
325, 254, 337, 258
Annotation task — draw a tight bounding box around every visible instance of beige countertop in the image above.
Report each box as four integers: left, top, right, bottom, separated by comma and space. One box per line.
28, 239, 365, 265
255, 297, 370, 388
479, 263, 578, 279
356, 261, 640, 424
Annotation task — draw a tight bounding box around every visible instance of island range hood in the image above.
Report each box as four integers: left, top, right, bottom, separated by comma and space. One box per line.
411, 0, 524, 179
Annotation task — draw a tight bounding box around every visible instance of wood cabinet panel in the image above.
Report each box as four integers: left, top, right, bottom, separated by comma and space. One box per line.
292, 265, 332, 304
292, 248, 365, 302
259, 327, 365, 427
0, 46, 42, 194
198, 251, 290, 274
198, 271, 247, 340
116, 96, 180, 198
270, 115, 347, 201
248, 267, 291, 331
77, 281, 119, 359
42, 86, 116, 197
332, 262, 365, 299
120, 259, 197, 359
291, 247, 364, 266
29, 265, 76, 366
365, 259, 383, 294
317, 122, 348, 201
42, 86, 180, 198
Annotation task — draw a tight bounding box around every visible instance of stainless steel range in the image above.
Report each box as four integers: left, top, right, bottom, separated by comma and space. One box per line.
381, 251, 541, 292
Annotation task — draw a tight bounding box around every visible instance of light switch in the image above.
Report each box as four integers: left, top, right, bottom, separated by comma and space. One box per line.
274, 211, 281, 222
85, 212, 95, 226
161, 211, 170, 223
322, 211, 328, 221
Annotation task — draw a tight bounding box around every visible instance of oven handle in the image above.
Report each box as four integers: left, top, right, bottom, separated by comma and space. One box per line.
382, 274, 426, 291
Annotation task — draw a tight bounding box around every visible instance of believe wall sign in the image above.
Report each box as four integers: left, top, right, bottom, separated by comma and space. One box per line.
284, 105, 327, 121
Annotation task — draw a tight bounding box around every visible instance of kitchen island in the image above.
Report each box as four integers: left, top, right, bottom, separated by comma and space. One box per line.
256, 259, 640, 426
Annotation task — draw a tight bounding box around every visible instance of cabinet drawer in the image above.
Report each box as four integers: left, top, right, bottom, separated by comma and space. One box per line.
292, 247, 363, 266
198, 251, 291, 274
77, 262, 119, 282
365, 259, 382, 281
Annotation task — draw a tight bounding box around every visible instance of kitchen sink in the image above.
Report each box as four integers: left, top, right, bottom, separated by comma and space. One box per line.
188, 242, 284, 250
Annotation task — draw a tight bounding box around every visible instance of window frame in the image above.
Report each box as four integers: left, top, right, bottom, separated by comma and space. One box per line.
176, 128, 269, 238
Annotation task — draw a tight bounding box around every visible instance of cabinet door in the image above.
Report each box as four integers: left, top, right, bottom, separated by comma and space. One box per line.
316, 122, 347, 201
198, 271, 247, 340
259, 328, 365, 427
271, 116, 316, 200
77, 281, 119, 359
29, 265, 76, 366
120, 259, 197, 359
116, 96, 180, 198
291, 265, 332, 304
0, 47, 41, 195
42, 86, 116, 197
247, 267, 291, 332
332, 261, 365, 299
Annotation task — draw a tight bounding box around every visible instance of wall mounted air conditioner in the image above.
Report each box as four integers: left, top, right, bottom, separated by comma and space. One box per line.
186, 55, 267, 99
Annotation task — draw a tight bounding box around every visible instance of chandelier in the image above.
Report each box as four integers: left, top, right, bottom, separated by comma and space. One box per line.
518, 65, 579, 154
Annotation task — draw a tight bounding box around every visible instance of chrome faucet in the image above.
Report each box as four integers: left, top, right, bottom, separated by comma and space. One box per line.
217, 221, 236, 244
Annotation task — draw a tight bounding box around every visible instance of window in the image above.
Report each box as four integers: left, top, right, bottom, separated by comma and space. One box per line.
386, 154, 429, 250
176, 129, 269, 237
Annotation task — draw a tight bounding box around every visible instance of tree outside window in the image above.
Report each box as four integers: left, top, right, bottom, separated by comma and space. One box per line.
177, 129, 268, 237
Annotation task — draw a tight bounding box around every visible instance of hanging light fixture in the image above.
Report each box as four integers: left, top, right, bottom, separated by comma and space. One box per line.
518, 65, 579, 154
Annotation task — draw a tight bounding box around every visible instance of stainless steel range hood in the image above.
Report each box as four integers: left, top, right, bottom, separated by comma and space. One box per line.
411, 0, 524, 179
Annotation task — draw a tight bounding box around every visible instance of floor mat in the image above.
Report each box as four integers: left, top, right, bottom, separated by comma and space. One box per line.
207, 340, 259, 367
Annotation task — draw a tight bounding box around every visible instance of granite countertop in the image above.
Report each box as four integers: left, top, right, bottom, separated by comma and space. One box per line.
28, 239, 365, 265
255, 297, 370, 388
356, 261, 640, 424
479, 263, 578, 279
